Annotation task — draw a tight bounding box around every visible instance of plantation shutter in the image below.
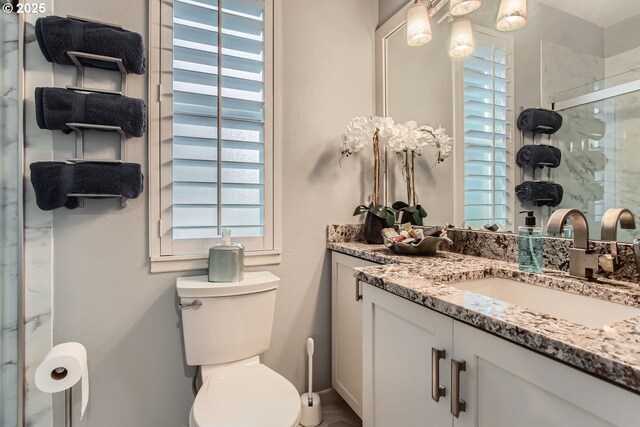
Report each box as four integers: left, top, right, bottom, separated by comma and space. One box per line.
462, 32, 513, 227
163, 0, 272, 255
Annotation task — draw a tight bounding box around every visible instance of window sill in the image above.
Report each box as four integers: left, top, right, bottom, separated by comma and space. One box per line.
150, 250, 282, 273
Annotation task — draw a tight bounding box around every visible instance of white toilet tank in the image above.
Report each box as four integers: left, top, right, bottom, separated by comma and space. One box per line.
176, 272, 280, 366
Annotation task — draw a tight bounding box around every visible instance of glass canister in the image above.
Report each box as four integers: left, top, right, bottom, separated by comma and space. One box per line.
208, 229, 244, 282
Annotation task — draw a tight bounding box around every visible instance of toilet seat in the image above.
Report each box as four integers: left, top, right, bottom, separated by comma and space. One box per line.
190, 362, 301, 427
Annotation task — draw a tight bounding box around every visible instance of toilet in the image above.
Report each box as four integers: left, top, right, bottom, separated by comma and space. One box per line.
177, 272, 301, 427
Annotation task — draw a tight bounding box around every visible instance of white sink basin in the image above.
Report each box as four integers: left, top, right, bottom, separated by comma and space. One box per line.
451, 277, 640, 329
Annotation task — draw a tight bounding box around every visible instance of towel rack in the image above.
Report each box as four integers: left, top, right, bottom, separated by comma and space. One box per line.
63, 43, 130, 208
67, 14, 123, 29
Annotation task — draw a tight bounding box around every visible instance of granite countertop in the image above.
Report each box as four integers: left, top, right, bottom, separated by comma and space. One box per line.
327, 240, 640, 394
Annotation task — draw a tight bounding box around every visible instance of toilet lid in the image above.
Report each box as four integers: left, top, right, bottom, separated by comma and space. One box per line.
191, 363, 301, 427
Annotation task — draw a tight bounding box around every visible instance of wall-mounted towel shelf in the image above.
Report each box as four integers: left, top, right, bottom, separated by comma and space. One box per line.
65, 51, 127, 93
64, 45, 130, 208
65, 123, 126, 161
66, 86, 122, 96
66, 159, 124, 164
67, 14, 123, 29
67, 193, 128, 208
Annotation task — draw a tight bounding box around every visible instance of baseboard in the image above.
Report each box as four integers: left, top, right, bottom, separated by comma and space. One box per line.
317, 388, 344, 406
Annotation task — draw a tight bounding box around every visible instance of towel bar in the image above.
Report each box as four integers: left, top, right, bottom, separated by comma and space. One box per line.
65, 122, 126, 163
67, 194, 128, 208
62, 30, 132, 209
67, 14, 123, 29
66, 51, 127, 92
66, 159, 124, 164
66, 86, 122, 96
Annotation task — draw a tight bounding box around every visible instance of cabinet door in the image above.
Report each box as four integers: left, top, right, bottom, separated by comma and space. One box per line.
363, 284, 454, 427
452, 321, 640, 427
331, 252, 377, 417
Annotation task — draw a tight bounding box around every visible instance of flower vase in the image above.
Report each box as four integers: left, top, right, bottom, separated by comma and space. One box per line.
364, 212, 386, 244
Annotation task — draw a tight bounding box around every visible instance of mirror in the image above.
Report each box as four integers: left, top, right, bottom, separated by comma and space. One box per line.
377, 0, 640, 242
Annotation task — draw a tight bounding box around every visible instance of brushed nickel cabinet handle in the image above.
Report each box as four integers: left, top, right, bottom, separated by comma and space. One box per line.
355, 278, 362, 302
431, 348, 446, 402
451, 359, 466, 418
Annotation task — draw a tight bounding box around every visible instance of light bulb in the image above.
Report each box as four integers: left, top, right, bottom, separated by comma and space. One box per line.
450, 0, 482, 17
407, 1, 433, 47
496, 0, 527, 31
449, 18, 475, 58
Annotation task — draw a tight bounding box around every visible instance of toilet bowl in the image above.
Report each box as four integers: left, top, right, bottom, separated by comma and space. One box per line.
177, 273, 300, 427
189, 357, 301, 427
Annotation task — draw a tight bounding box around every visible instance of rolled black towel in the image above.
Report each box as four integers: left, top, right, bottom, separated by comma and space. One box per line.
30, 162, 144, 211
515, 181, 563, 207
516, 145, 562, 169
517, 108, 563, 134
35, 16, 145, 74
35, 87, 146, 138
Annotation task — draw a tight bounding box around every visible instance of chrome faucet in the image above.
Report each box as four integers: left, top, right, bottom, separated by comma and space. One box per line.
547, 208, 599, 279
599, 208, 636, 273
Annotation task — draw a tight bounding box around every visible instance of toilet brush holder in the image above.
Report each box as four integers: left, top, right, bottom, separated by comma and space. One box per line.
300, 338, 322, 426
300, 393, 322, 427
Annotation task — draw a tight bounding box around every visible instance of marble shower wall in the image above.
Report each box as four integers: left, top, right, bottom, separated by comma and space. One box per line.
1, 9, 20, 427
23, 7, 55, 427
540, 40, 604, 107
538, 40, 640, 243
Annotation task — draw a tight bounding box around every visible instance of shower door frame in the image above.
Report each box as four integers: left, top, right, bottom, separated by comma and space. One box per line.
551, 78, 640, 111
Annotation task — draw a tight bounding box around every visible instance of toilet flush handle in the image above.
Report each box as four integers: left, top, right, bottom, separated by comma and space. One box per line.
178, 300, 202, 310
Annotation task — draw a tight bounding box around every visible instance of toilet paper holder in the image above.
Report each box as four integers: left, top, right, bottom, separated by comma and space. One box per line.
65, 388, 72, 427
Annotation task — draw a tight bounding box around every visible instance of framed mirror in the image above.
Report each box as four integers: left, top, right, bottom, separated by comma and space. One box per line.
376, 0, 640, 242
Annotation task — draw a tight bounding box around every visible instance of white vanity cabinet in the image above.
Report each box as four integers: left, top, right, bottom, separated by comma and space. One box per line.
363, 284, 640, 427
362, 284, 454, 427
331, 252, 378, 417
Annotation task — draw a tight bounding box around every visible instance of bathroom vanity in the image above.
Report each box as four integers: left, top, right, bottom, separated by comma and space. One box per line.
328, 227, 640, 426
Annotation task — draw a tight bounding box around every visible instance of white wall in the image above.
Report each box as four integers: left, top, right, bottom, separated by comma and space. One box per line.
51, 1, 377, 426
378, 0, 408, 27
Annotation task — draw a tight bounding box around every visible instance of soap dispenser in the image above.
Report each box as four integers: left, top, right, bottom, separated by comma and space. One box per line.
518, 211, 543, 274
208, 228, 244, 282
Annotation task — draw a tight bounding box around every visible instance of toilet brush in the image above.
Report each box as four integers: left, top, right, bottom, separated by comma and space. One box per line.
300, 338, 323, 426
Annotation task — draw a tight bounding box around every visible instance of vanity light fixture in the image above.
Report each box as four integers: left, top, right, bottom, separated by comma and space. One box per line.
449, 18, 475, 57
407, 0, 433, 47
496, 0, 528, 31
450, 0, 482, 17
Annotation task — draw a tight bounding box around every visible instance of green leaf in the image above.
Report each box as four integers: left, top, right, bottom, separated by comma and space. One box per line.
385, 211, 396, 226
412, 210, 423, 225
352, 205, 369, 216
392, 201, 409, 210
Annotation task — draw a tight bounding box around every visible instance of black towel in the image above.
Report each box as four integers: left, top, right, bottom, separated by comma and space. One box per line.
35, 16, 146, 75
30, 162, 144, 211
516, 145, 562, 169
517, 108, 563, 134
35, 87, 146, 138
515, 181, 563, 207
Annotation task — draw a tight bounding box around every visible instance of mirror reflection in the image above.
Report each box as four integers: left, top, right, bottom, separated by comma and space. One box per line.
381, 0, 640, 242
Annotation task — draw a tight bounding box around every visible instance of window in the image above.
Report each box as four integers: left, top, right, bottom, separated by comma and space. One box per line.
149, 0, 281, 272
454, 28, 514, 228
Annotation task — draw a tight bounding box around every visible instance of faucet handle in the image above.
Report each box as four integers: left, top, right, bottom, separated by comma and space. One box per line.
599, 253, 619, 274
633, 239, 640, 277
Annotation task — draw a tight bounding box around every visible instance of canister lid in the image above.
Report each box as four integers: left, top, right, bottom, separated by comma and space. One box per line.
176, 271, 279, 298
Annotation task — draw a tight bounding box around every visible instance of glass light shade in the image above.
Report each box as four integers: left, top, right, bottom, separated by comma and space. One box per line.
496, 0, 528, 31
449, 18, 475, 57
407, 1, 433, 47
450, 0, 482, 16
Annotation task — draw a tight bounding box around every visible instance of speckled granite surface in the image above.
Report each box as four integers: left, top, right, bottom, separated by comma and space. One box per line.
328, 224, 640, 282
328, 238, 640, 394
